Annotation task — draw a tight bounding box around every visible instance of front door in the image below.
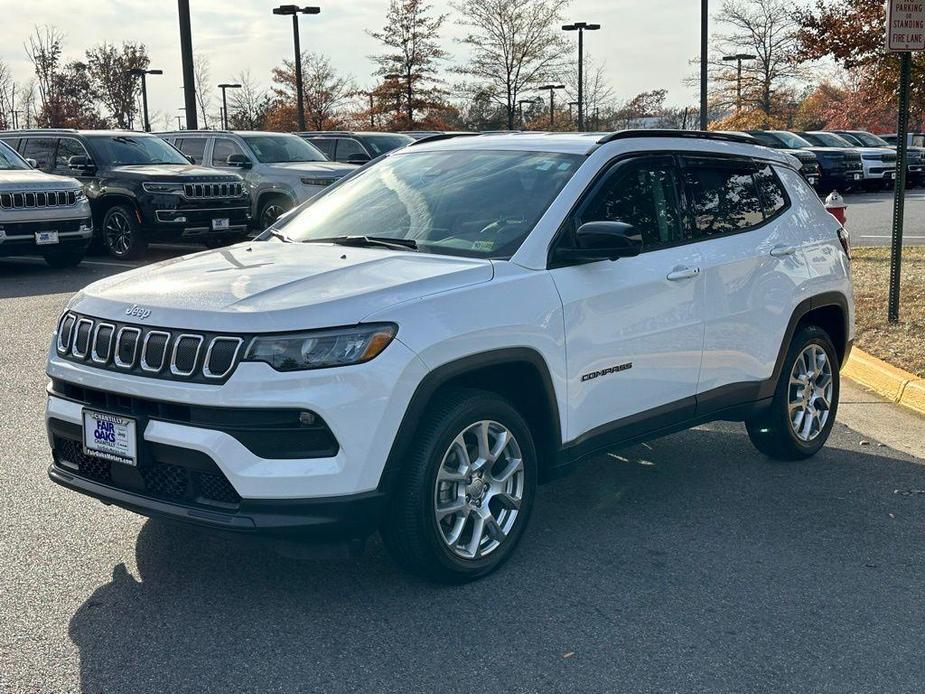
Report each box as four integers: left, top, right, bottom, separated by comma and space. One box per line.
549, 154, 706, 442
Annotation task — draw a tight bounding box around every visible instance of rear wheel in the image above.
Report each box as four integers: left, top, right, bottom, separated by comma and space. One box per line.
381, 389, 537, 583
746, 325, 839, 460
102, 205, 147, 259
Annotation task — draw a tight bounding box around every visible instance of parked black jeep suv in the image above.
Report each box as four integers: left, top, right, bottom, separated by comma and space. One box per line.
0, 130, 251, 259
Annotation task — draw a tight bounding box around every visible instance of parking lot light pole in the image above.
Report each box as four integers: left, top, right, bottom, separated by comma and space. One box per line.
178, 0, 198, 130
127, 68, 163, 132
722, 53, 756, 112
700, 0, 708, 130
273, 5, 321, 131
562, 22, 600, 131
518, 99, 535, 128
539, 84, 565, 130
218, 83, 242, 129
568, 101, 579, 126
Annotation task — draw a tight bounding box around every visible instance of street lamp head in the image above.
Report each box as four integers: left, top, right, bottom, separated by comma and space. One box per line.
127, 68, 162, 77
273, 5, 320, 14
724, 53, 758, 61
147, 69, 164, 75
563, 22, 600, 31
538, 84, 566, 91
218, 83, 243, 89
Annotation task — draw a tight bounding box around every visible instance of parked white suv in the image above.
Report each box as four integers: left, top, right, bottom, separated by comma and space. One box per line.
0, 139, 92, 268
160, 130, 355, 229
46, 132, 854, 582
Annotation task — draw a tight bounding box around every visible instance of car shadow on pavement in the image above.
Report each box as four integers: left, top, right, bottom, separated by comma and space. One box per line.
67, 424, 925, 694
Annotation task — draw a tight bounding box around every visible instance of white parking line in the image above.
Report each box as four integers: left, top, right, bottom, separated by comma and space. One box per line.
857, 235, 925, 239
1, 256, 140, 268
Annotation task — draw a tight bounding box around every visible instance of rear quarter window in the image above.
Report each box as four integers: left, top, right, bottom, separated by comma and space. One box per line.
682, 158, 765, 236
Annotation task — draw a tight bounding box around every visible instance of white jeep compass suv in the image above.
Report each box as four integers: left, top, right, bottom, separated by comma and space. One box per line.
46, 131, 854, 582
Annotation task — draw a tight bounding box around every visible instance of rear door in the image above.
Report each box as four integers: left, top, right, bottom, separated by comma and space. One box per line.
549, 154, 705, 441
681, 155, 810, 398
20, 137, 58, 173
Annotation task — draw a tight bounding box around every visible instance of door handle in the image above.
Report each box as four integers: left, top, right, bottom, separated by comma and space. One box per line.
666, 266, 701, 281
770, 245, 797, 258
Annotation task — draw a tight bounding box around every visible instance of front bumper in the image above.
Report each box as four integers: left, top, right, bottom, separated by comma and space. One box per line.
148, 204, 251, 237
0, 217, 92, 257
45, 337, 427, 536
48, 463, 386, 538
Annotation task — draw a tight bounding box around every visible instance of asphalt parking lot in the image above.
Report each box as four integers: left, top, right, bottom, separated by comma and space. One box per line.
844, 188, 925, 246
3, 227, 925, 693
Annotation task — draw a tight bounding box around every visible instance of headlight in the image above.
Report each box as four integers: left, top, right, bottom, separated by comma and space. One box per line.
142, 182, 185, 194
243, 323, 397, 371
300, 177, 335, 187
74, 189, 87, 202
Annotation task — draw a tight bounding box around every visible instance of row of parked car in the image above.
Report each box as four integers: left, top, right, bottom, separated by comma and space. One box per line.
0, 125, 917, 269
0, 128, 418, 267
723, 129, 923, 194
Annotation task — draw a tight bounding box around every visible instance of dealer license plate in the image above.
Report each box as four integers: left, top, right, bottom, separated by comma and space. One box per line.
853, 173, 862, 181
83, 410, 137, 466
212, 218, 230, 230
35, 231, 59, 245
808, 176, 818, 185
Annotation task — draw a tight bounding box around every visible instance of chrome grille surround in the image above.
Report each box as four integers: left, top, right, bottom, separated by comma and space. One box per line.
169, 333, 204, 377
55, 312, 247, 384
0, 189, 78, 209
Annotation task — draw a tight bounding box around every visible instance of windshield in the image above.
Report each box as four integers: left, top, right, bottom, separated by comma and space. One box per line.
86, 134, 189, 166
851, 131, 891, 147
241, 134, 326, 163
804, 132, 854, 148
768, 131, 813, 149
836, 132, 864, 146
362, 134, 414, 155
0, 141, 28, 170
273, 149, 582, 259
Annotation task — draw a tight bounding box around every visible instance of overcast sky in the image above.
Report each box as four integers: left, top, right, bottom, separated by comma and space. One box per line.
2, 0, 705, 124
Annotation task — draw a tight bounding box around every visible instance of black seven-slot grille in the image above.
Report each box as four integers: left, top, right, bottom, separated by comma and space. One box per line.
0, 189, 78, 209
57, 312, 247, 384
184, 182, 245, 199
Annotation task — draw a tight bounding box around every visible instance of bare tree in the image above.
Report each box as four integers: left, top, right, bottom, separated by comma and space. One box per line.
565, 54, 614, 129
709, 0, 804, 119
25, 25, 65, 126
452, 0, 570, 130
194, 53, 213, 129
0, 61, 14, 129
228, 70, 273, 130
369, 0, 447, 128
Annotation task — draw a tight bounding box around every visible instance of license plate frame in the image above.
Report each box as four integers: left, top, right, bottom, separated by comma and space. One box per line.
82, 409, 138, 466
853, 173, 862, 181
212, 218, 230, 231
35, 230, 59, 245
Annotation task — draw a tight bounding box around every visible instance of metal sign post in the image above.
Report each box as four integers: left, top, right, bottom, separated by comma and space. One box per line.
886, 0, 925, 321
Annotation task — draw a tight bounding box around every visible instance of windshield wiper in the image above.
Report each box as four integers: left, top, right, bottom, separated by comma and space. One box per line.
267, 229, 293, 243
309, 235, 418, 251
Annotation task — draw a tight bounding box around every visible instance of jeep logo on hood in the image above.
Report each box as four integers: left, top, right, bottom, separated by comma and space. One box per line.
125, 304, 152, 320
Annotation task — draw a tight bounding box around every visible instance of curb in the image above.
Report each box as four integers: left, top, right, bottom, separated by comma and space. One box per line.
843, 347, 925, 417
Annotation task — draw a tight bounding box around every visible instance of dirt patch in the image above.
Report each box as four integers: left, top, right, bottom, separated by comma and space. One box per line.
850, 246, 925, 378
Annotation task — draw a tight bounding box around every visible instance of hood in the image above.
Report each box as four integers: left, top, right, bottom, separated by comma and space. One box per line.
265, 161, 355, 177
806, 147, 860, 158
0, 168, 83, 190
853, 147, 896, 158
70, 242, 494, 333
784, 148, 817, 162
109, 164, 243, 181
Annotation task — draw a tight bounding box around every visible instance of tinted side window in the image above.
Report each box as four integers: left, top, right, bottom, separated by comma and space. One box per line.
753, 164, 788, 218
21, 138, 57, 172
55, 138, 90, 174
682, 158, 765, 236
335, 138, 367, 162
577, 156, 687, 250
177, 137, 206, 164
211, 138, 244, 167
309, 138, 335, 159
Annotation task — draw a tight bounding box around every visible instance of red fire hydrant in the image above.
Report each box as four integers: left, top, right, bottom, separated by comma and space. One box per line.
824, 190, 847, 226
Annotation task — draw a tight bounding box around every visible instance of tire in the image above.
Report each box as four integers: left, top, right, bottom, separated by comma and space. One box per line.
258, 196, 292, 230
102, 205, 147, 260
42, 248, 85, 269
746, 324, 840, 460
381, 388, 538, 583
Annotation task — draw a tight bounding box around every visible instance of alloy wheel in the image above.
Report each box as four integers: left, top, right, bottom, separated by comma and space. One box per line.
104, 210, 133, 256
788, 344, 834, 442
260, 203, 286, 229
433, 420, 525, 560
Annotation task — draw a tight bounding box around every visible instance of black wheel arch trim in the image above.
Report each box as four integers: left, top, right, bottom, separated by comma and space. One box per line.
377, 348, 563, 493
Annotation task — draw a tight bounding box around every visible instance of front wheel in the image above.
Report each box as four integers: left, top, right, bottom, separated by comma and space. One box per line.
102, 205, 147, 259
258, 197, 292, 230
746, 324, 840, 460
381, 389, 537, 583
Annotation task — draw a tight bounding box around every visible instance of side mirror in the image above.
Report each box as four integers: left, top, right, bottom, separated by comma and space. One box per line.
185, 154, 195, 164
556, 221, 643, 263
67, 155, 95, 173
346, 153, 370, 165
226, 153, 252, 169
25, 158, 38, 169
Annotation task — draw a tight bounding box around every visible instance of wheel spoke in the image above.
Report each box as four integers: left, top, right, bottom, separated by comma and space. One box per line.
435, 497, 466, 520
476, 421, 492, 463
800, 408, 815, 440
466, 513, 486, 558
491, 457, 523, 485
492, 491, 521, 512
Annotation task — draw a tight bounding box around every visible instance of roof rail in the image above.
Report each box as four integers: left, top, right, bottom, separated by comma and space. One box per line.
407, 132, 481, 147
596, 129, 757, 146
